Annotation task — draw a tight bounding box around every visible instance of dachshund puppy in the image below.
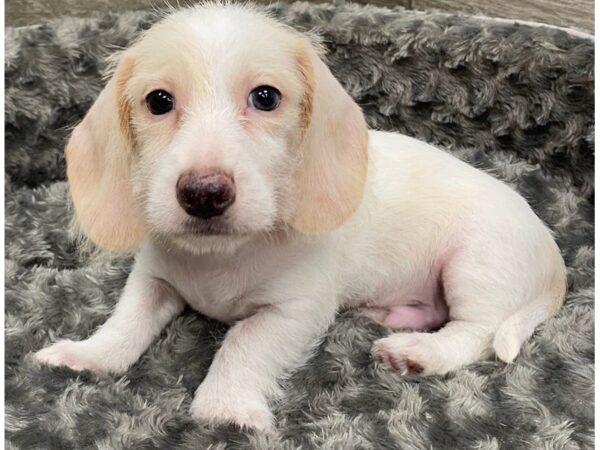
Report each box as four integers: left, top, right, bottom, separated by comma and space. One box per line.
35, 4, 566, 431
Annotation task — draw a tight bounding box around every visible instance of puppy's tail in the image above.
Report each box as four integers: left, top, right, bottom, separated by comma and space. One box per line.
492, 261, 567, 363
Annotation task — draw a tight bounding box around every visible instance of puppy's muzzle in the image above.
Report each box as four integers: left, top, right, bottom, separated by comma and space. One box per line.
176, 170, 236, 219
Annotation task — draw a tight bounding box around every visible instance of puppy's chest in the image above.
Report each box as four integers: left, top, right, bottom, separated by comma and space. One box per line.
159, 257, 266, 322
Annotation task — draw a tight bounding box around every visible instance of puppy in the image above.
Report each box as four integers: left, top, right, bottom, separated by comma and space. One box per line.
35, 4, 566, 431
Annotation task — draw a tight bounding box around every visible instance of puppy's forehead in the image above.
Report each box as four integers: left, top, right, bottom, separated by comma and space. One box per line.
138, 6, 301, 80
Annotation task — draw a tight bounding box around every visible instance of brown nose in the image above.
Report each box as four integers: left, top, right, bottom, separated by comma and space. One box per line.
176, 170, 236, 219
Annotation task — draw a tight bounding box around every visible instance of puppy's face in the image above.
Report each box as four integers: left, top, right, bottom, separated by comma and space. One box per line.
67, 5, 368, 254
131, 9, 309, 253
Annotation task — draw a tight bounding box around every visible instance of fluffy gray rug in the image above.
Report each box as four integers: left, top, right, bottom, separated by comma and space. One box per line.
5, 2, 594, 448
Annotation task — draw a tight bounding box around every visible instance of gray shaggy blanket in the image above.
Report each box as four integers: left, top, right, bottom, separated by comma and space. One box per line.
5, 2, 594, 448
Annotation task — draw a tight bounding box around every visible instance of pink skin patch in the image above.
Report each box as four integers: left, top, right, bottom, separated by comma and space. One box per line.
362, 296, 449, 331
383, 302, 448, 330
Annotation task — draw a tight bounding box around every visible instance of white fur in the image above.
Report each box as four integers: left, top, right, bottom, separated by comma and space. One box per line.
34, 4, 566, 432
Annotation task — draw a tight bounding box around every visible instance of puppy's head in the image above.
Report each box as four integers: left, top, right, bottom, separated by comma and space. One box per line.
67, 4, 368, 254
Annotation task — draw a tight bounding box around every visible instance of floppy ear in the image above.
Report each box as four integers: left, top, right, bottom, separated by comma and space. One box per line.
290, 40, 368, 234
66, 55, 146, 251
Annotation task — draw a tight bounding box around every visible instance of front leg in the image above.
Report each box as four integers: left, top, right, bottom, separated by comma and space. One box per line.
190, 286, 337, 432
34, 263, 185, 374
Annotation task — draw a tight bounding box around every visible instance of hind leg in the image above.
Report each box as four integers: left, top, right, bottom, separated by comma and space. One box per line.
373, 320, 494, 374
372, 249, 519, 375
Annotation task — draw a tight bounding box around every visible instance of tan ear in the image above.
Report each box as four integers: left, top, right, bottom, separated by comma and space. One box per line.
291, 40, 368, 234
66, 55, 145, 251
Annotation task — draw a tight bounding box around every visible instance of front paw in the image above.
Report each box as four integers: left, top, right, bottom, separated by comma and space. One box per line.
190, 388, 274, 432
34, 340, 115, 374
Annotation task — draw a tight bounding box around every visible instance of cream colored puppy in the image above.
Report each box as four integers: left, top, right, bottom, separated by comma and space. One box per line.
35, 4, 566, 431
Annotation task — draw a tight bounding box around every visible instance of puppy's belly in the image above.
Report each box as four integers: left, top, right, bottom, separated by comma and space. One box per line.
362, 273, 449, 331
380, 299, 448, 330
356, 242, 454, 331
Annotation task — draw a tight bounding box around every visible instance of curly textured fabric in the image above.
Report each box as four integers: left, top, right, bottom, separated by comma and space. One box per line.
5, 2, 594, 448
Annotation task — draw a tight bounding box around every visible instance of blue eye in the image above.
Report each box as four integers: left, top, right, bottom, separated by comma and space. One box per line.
146, 89, 174, 115
248, 86, 281, 111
